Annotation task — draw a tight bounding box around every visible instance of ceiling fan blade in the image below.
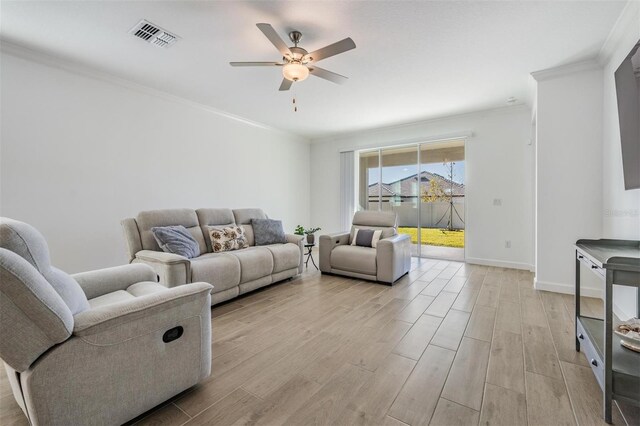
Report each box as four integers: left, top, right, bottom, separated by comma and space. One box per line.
279, 78, 293, 91
256, 23, 292, 57
229, 61, 283, 67
306, 38, 356, 62
308, 66, 348, 84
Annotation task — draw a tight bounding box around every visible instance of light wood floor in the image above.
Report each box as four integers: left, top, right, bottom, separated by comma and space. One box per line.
2, 259, 639, 425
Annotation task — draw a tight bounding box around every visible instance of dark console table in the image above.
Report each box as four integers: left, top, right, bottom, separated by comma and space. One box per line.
575, 239, 640, 423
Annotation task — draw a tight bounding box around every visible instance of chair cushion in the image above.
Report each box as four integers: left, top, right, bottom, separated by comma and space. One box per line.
264, 243, 300, 273
190, 252, 241, 292
330, 245, 377, 276
229, 247, 274, 283
151, 225, 201, 259
252, 219, 286, 246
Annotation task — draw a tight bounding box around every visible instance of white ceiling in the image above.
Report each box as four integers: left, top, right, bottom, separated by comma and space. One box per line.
0, 1, 626, 138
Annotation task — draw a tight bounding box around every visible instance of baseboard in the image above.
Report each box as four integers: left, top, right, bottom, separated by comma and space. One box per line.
533, 279, 634, 320
533, 278, 603, 298
465, 257, 534, 271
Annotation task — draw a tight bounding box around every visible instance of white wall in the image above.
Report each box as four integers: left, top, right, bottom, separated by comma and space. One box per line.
310, 106, 535, 270
0, 51, 310, 273
534, 65, 604, 297
601, 1, 640, 318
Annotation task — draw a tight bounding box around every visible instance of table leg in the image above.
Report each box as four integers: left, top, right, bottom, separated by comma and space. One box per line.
576, 253, 581, 352
603, 270, 613, 424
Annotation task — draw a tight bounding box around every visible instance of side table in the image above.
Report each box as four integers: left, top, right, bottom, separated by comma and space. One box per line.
304, 244, 318, 270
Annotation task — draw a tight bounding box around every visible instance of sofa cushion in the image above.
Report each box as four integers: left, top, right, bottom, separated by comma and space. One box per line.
241, 224, 255, 246
233, 208, 267, 225
209, 226, 248, 252
137, 209, 207, 255
252, 219, 286, 246
190, 253, 240, 292
330, 245, 377, 276
151, 226, 201, 259
264, 243, 300, 273
229, 247, 274, 283
195, 208, 235, 252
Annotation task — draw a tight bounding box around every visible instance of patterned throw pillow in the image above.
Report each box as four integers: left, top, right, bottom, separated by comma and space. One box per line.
209, 226, 248, 253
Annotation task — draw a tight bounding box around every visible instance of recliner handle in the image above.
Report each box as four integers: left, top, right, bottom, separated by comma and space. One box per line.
162, 326, 184, 343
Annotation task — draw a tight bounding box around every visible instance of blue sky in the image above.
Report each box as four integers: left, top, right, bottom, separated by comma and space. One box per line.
369, 161, 465, 185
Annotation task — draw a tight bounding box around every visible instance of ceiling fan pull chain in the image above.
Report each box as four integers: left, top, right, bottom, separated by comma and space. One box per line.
292, 93, 298, 112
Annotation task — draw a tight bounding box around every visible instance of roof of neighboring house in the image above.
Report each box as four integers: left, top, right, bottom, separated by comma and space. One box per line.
368, 171, 465, 198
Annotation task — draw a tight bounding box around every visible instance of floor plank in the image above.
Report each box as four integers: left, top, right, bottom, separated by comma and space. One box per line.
479, 383, 527, 426
441, 337, 491, 411
388, 345, 456, 426
464, 305, 496, 342
429, 398, 480, 426
486, 329, 525, 394
525, 371, 576, 426
430, 309, 471, 351
393, 314, 442, 360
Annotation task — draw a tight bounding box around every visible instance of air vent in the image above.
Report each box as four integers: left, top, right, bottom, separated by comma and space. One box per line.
129, 20, 179, 48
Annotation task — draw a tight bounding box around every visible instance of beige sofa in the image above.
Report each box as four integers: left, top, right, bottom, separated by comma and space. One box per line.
122, 208, 303, 305
0, 218, 213, 426
319, 210, 411, 284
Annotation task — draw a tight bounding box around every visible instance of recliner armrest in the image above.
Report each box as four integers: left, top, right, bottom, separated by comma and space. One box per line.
73, 282, 212, 337
134, 250, 191, 287
73, 264, 157, 300
285, 234, 304, 273
319, 232, 350, 272
135, 250, 189, 265
376, 234, 411, 283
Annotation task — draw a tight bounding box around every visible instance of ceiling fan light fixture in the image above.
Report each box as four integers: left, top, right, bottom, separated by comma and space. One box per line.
283, 63, 309, 82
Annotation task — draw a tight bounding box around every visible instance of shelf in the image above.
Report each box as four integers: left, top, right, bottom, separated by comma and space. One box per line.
578, 316, 640, 402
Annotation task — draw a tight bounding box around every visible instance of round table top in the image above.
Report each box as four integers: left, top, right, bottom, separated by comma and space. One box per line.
304, 243, 316, 247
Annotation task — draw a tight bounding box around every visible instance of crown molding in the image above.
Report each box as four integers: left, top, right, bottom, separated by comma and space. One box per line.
598, 0, 640, 67
530, 59, 602, 82
312, 103, 529, 144
0, 39, 307, 140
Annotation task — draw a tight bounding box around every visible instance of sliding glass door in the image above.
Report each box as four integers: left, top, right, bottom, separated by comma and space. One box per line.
419, 141, 465, 261
356, 140, 465, 260
381, 146, 419, 255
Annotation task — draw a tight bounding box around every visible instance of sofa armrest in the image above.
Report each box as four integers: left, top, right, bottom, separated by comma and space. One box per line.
73, 264, 157, 300
73, 282, 212, 337
376, 234, 411, 283
134, 250, 191, 287
319, 232, 350, 272
286, 234, 305, 274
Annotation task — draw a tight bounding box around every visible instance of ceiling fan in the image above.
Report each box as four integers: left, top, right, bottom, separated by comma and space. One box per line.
230, 23, 356, 91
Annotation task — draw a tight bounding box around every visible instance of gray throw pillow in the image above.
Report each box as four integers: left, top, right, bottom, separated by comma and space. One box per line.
251, 219, 286, 246
151, 226, 200, 258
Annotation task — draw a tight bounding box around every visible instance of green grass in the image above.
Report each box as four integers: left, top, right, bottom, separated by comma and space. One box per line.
398, 227, 465, 248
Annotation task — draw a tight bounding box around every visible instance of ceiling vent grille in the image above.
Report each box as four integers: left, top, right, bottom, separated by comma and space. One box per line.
129, 20, 179, 48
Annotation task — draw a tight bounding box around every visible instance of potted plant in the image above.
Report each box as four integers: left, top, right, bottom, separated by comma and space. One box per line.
294, 225, 321, 245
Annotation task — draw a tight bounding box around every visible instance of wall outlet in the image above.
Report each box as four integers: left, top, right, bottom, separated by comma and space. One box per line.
505, 240, 511, 248
493, 198, 502, 206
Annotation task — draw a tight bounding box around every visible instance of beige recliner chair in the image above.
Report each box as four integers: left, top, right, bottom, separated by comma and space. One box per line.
319, 211, 411, 284
0, 218, 213, 426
